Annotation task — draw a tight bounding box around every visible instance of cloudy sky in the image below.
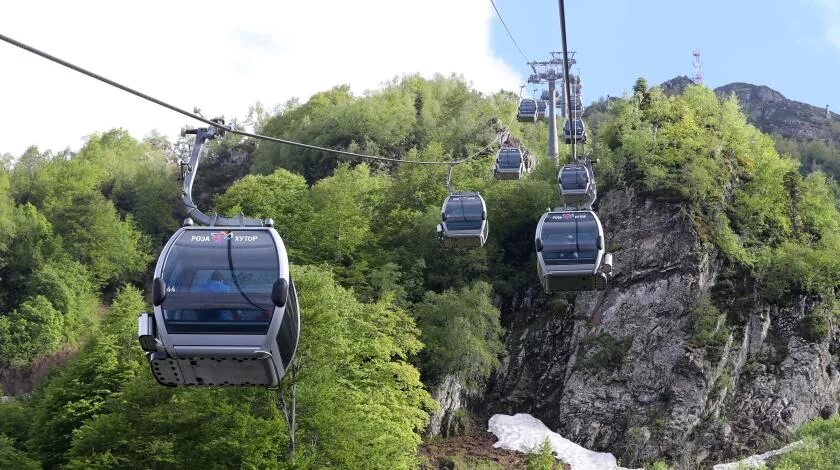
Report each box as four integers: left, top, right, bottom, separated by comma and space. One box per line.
2, 0, 840, 157
0, 0, 520, 156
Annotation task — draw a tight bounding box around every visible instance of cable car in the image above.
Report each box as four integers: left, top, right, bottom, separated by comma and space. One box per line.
138, 225, 300, 387
535, 211, 612, 292
558, 163, 595, 205
494, 147, 525, 180
563, 119, 586, 144
138, 124, 299, 388
538, 100, 549, 119
517, 99, 538, 122
436, 193, 488, 248
541, 89, 560, 101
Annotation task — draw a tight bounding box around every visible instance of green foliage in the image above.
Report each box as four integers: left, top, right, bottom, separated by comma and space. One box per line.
0, 296, 64, 367
596, 80, 840, 307
771, 415, 840, 469
577, 333, 632, 371
292, 265, 435, 469
798, 308, 830, 343
412, 282, 504, 390
57, 267, 434, 469
525, 438, 559, 470
251, 74, 505, 183
0, 435, 39, 470
65, 384, 287, 470
689, 294, 729, 362
49, 191, 151, 288
214, 167, 312, 253
27, 286, 146, 468
646, 461, 672, 470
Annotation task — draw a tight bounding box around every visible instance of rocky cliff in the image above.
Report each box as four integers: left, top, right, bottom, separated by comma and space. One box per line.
660, 78, 838, 145
480, 187, 840, 468
714, 82, 837, 142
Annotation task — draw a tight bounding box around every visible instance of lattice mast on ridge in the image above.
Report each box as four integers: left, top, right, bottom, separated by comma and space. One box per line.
693, 49, 703, 85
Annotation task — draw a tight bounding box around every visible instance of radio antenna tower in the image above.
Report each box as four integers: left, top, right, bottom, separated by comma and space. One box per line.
692, 50, 703, 85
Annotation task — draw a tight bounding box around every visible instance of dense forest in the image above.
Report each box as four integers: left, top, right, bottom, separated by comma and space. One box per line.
0, 75, 838, 469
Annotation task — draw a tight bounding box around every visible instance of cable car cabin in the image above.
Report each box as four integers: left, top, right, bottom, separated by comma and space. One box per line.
541, 89, 560, 101
558, 164, 595, 205
494, 147, 525, 180
563, 119, 586, 144
536, 100, 548, 120
436, 193, 488, 248
535, 211, 612, 292
517, 99, 538, 122
137, 226, 300, 387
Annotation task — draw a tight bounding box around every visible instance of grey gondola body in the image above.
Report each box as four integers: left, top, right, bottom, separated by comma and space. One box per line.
563, 119, 586, 144
139, 226, 300, 387
517, 99, 538, 122
558, 163, 596, 206
494, 147, 525, 180
535, 211, 613, 292
436, 193, 489, 248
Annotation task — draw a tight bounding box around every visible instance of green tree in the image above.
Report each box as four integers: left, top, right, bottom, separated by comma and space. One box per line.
0, 296, 64, 367
412, 281, 504, 390
525, 438, 559, 470
214, 168, 313, 258
772, 416, 840, 469
28, 287, 146, 469
0, 435, 39, 470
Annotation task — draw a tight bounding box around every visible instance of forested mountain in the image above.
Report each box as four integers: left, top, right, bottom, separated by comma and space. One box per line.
0, 75, 838, 469
661, 76, 840, 181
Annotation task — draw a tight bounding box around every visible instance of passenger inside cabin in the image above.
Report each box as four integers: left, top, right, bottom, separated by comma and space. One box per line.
199, 271, 233, 321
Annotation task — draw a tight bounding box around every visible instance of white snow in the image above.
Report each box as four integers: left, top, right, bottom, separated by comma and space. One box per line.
712, 439, 809, 470
487, 412, 810, 470
488, 413, 639, 470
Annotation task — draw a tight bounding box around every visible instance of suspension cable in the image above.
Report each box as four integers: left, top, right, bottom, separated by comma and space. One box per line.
489, 0, 531, 63
0, 32, 508, 166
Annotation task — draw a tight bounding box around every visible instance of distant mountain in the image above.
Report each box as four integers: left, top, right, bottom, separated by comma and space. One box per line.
714, 82, 837, 141
656, 77, 840, 178
660, 75, 694, 97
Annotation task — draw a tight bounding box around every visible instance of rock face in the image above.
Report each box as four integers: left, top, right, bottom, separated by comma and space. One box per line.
428, 374, 466, 437
481, 188, 840, 468
660, 76, 694, 97
713, 82, 836, 141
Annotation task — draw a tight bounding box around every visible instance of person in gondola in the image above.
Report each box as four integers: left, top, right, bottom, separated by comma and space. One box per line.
200, 271, 233, 321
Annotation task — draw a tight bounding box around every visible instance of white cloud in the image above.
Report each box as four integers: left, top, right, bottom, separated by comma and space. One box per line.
0, 0, 521, 156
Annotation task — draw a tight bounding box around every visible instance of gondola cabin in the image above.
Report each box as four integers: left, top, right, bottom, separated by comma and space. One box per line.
517, 99, 538, 122
558, 163, 595, 205
494, 147, 525, 180
563, 119, 586, 144
541, 89, 561, 101
535, 211, 612, 292
138, 226, 300, 387
436, 193, 489, 248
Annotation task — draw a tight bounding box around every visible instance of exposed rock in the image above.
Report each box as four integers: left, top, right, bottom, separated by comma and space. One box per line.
713, 82, 837, 142
660, 76, 694, 97
481, 187, 840, 467
428, 374, 467, 438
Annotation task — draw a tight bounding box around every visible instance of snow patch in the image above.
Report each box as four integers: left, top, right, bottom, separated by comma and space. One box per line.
712, 439, 808, 470
488, 413, 640, 470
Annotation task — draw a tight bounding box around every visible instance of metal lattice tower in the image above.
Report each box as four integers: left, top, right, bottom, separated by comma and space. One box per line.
528, 51, 576, 161
692, 50, 703, 85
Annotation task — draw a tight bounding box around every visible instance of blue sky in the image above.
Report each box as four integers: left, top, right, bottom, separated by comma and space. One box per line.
489, 0, 840, 109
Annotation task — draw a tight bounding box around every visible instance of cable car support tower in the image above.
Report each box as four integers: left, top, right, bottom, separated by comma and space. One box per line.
527, 51, 575, 162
